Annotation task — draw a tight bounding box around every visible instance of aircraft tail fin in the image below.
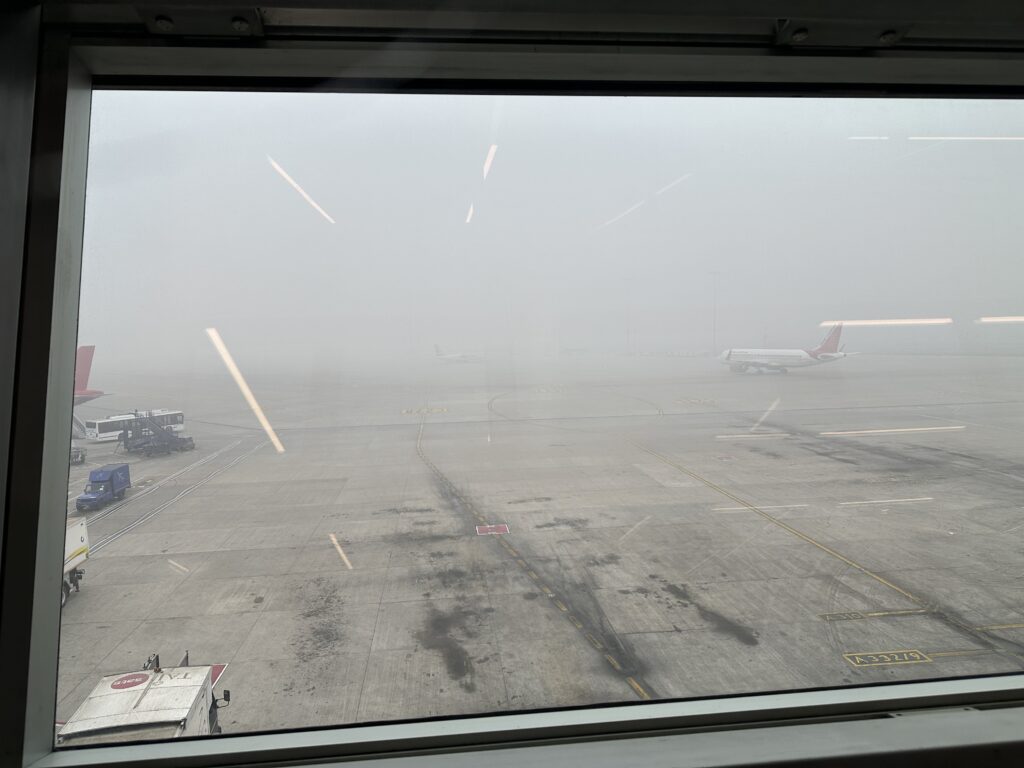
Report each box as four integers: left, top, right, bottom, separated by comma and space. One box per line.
74, 345, 95, 393
812, 324, 843, 355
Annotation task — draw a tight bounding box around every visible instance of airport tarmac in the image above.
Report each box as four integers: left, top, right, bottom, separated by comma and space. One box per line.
57, 354, 1024, 737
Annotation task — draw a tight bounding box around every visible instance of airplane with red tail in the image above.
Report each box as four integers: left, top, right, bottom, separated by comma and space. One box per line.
74, 345, 105, 405
720, 324, 848, 373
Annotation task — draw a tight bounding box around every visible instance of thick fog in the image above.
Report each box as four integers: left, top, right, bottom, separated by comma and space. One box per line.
78, 92, 1024, 380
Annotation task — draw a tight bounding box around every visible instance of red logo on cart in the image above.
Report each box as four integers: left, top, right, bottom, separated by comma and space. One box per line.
111, 673, 149, 690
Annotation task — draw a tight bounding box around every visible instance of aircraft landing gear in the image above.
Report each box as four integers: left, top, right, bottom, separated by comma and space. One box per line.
729, 364, 748, 373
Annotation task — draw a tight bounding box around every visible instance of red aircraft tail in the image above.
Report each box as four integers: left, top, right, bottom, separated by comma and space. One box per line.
811, 324, 843, 356
74, 346, 95, 393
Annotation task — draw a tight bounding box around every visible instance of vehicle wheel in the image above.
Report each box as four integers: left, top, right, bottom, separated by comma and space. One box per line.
212, 725, 223, 735
61, 581, 70, 608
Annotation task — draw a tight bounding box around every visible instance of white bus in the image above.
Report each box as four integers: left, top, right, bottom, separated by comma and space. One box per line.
84, 410, 185, 442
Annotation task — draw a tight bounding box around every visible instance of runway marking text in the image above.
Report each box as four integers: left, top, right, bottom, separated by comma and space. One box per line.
843, 650, 931, 667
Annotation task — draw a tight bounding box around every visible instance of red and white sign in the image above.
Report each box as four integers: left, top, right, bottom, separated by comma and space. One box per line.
210, 663, 228, 686
476, 523, 510, 535
110, 672, 150, 690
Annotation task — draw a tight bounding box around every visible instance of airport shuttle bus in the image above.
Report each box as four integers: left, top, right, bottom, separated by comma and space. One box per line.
84, 410, 185, 441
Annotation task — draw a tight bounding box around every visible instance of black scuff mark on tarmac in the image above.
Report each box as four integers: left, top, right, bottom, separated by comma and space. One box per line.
658, 580, 759, 647
418, 430, 659, 698
378, 506, 435, 515
913, 444, 1024, 485
508, 496, 553, 505
295, 576, 346, 663
417, 604, 479, 692
436, 568, 469, 588
800, 446, 859, 465
744, 445, 784, 460
584, 553, 622, 567
384, 532, 457, 545
535, 516, 588, 530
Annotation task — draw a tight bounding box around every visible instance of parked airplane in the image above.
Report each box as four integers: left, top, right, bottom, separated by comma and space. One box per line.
720, 324, 847, 373
74, 345, 105, 405
434, 344, 482, 363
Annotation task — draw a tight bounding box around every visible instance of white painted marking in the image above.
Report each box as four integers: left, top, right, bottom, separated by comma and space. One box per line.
598, 199, 645, 229
328, 533, 353, 570
978, 316, 1024, 323
167, 559, 190, 574
206, 328, 285, 453
715, 433, 788, 440
713, 504, 808, 512
821, 426, 965, 436
483, 144, 498, 179
751, 397, 781, 432
908, 136, 1024, 141
847, 136, 890, 140
465, 203, 474, 224
267, 156, 335, 224
839, 497, 933, 506
819, 318, 953, 327
655, 173, 692, 195
618, 515, 651, 542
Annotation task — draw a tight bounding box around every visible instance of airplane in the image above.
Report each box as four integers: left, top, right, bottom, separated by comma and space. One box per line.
73, 345, 105, 405
720, 324, 848, 374
434, 344, 482, 364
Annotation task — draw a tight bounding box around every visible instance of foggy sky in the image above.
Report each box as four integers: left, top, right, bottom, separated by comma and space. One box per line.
78, 91, 1024, 378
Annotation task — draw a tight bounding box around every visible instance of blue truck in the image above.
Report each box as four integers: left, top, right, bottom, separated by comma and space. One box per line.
75, 463, 131, 511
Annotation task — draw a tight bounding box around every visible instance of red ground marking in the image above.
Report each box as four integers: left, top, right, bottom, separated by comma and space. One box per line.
476, 523, 510, 535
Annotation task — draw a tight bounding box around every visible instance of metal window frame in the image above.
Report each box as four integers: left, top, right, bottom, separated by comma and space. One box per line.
8, 4, 1024, 767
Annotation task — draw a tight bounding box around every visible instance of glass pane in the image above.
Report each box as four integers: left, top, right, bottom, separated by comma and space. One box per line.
57, 91, 1024, 745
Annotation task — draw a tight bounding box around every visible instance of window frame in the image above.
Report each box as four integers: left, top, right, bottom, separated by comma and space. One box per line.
9, 5, 1024, 766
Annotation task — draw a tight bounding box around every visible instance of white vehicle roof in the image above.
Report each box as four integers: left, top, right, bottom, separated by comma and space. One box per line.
58, 666, 213, 740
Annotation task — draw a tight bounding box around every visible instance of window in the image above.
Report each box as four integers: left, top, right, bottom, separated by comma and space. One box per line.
53, 88, 1024, 748
8, 6, 1024, 768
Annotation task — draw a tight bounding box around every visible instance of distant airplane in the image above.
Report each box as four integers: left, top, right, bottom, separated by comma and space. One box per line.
720, 324, 848, 373
434, 345, 482, 364
73, 345, 105, 404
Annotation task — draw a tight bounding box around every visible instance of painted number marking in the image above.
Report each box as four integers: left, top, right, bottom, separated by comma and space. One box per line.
843, 650, 932, 667
821, 612, 866, 622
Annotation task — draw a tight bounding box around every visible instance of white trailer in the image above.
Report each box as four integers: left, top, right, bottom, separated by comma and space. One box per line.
56, 654, 229, 746
63, 515, 89, 607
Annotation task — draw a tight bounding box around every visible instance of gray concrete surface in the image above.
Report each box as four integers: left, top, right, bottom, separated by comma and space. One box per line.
56, 354, 1024, 736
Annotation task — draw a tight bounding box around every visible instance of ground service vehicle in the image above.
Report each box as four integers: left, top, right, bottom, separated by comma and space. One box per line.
75, 463, 131, 511
56, 653, 230, 745
118, 413, 195, 456
70, 445, 86, 464
85, 409, 185, 441
63, 516, 89, 607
